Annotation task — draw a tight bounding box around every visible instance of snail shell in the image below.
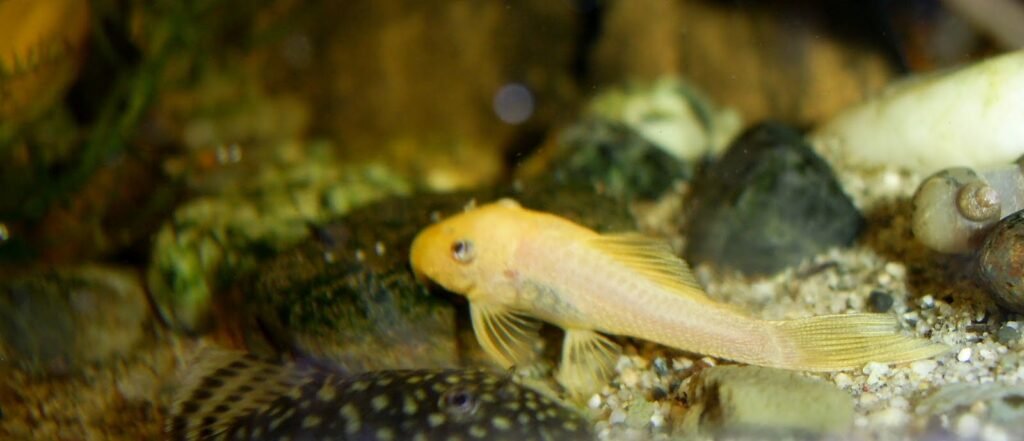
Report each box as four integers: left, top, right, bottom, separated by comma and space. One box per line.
912, 168, 999, 254
979, 209, 1024, 313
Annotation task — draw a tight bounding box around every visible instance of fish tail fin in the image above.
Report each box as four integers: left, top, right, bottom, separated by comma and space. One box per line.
773, 313, 948, 371
168, 349, 304, 441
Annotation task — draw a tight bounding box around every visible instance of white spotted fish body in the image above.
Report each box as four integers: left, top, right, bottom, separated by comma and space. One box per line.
169, 351, 591, 441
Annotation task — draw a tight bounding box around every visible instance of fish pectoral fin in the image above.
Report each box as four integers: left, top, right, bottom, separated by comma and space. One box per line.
556, 328, 621, 398
588, 233, 715, 304
470, 302, 542, 368
169, 349, 308, 441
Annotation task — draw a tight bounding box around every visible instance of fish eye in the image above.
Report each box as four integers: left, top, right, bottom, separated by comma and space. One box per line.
440, 387, 478, 416
451, 240, 475, 263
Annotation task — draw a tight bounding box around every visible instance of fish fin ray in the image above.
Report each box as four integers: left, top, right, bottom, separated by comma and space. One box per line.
774, 313, 949, 371
588, 233, 712, 303
470, 303, 541, 368
556, 329, 621, 398
168, 348, 308, 440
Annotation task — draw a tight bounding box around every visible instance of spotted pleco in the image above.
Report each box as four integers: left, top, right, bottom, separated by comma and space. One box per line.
169, 350, 592, 441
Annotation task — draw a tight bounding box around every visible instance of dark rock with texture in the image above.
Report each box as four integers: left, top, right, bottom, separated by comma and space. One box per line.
0, 266, 151, 375
243, 188, 634, 371
684, 122, 863, 275
979, 209, 1024, 313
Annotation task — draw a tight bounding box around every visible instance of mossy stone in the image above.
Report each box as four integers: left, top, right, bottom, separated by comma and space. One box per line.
543, 118, 692, 200
678, 365, 854, 438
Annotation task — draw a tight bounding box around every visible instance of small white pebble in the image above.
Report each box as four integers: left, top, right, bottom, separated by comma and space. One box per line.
867, 408, 907, 428
854, 415, 869, 428
958, 347, 973, 362
860, 392, 879, 407
605, 395, 620, 408
588, 394, 603, 409
889, 396, 909, 410
920, 295, 935, 308
863, 362, 890, 385
650, 412, 665, 428
672, 358, 693, 371
833, 373, 853, 388
876, 272, 892, 286
981, 423, 1010, 441
884, 262, 906, 279
700, 357, 717, 367
374, 241, 386, 256
979, 348, 997, 361
640, 371, 658, 389
620, 369, 640, 388
863, 362, 890, 376
631, 356, 650, 370
615, 356, 633, 373
955, 414, 981, 439
609, 409, 627, 425
910, 360, 937, 377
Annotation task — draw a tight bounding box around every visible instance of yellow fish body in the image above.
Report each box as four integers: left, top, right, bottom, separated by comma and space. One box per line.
410, 199, 946, 394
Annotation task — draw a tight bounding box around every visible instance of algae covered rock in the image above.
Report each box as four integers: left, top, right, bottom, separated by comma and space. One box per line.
243, 194, 466, 371
678, 365, 854, 438
685, 122, 863, 275
148, 157, 410, 333
583, 77, 741, 162
0, 265, 152, 375
542, 118, 692, 201
528, 77, 740, 201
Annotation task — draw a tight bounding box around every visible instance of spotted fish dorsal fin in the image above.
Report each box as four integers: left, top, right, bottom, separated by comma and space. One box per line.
469, 303, 542, 368
588, 233, 714, 304
169, 349, 308, 441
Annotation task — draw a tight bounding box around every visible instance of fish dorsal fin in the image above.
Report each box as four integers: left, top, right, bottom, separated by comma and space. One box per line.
470, 303, 542, 368
169, 349, 308, 440
588, 233, 713, 303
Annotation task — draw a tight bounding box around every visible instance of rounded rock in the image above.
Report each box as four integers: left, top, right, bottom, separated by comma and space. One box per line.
997, 325, 1021, 345
979, 209, 1024, 313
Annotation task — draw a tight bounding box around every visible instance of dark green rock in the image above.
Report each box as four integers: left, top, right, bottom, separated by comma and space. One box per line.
684, 122, 863, 275
244, 189, 634, 372
245, 194, 465, 372
0, 266, 151, 375
868, 290, 894, 313
542, 118, 691, 200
